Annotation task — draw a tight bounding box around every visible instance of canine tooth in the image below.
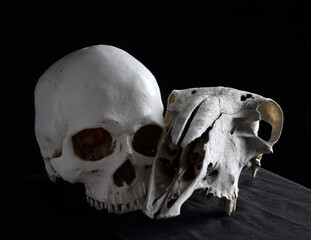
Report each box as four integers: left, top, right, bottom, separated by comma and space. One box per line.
86, 196, 90, 203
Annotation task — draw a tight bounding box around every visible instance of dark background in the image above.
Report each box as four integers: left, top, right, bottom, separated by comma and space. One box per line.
1, 0, 310, 233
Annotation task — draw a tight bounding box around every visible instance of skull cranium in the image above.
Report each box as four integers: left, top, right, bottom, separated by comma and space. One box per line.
35, 45, 164, 213
143, 87, 283, 219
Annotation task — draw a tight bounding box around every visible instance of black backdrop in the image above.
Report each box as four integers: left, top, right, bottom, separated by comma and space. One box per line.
1, 0, 310, 232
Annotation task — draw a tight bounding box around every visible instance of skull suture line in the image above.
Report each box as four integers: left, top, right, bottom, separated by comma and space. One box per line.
143, 87, 283, 219
35, 45, 164, 213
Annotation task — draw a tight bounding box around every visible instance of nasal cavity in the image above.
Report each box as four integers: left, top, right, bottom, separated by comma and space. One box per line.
113, 160, 136, 187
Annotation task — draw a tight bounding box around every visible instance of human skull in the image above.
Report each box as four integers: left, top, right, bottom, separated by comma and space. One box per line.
35, 45, 164, 213
143, 87, 283, 219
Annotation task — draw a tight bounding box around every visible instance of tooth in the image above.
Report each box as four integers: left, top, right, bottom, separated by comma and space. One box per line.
103, 202, 108, 209
217, 196, 237, 215
233, 198, 237, 212
133, 200, 141, 210
108, 203, 115, 213
137, 201, 142, 210
125, 202, 131, 210
89, 198, 94, 207
255, 154, 263, 162
130, 202, 136, 211
243, 161, 252, 171
52, 168, 60, 178
252, 165, 260, 178
95, 201, 103, 210
249, 154, 262, 177
86, 196, 90, 203
107, 203, 112, 213
117, 204, 123, 213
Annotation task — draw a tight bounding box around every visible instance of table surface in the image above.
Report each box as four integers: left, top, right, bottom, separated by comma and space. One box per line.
3, 168, 311, 240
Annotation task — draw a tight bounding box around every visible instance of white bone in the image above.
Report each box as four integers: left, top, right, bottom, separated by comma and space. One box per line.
35, 45, 164, 214
144, 87, 283, 219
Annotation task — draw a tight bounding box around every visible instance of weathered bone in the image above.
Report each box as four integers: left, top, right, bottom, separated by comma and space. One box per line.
143, 87, 283, 219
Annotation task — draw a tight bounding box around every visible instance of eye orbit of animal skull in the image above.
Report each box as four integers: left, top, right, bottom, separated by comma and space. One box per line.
34, 45, 164, 214
143, 87, 283, 219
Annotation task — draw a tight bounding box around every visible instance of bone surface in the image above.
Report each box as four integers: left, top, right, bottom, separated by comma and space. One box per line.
35, 45, 164, 214
143, 87, 283, 219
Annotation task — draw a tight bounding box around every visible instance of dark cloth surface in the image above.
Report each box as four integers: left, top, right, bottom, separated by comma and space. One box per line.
2, 169, 311, 240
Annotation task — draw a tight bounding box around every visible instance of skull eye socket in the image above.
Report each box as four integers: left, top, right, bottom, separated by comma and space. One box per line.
257, 120, 272, 142
72, 128, 113, 161
257, 100, 283, 143
132, 124, 163, 157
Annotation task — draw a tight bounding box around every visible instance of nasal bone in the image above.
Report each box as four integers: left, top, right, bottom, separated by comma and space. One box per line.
121, 136, 133, 156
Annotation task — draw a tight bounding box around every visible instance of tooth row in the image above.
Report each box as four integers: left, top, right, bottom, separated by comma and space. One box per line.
86, 195, 144, 214
198, 188, 238, 215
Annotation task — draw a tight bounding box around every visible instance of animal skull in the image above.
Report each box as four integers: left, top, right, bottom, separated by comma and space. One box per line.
143, 87, 283, 219
35, 45, 164, 214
